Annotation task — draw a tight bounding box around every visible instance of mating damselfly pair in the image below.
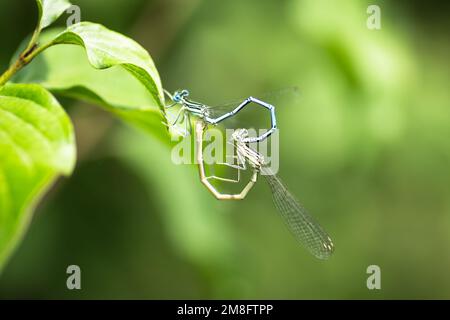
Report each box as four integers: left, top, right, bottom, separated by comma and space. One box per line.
164, 88, 334, 260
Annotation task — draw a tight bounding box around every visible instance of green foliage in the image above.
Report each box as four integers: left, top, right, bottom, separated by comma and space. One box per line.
36, 0, 72, 30
15, 27, 167, 139
50, 22, 165, 112
0, 83, 75, 269
0, 0, 166, 270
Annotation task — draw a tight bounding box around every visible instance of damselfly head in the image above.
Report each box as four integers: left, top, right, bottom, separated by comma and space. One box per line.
173, 89, 190, 103
231, 128, 249, 142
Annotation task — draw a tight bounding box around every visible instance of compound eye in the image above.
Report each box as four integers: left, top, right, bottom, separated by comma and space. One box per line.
172, 91, 181, 101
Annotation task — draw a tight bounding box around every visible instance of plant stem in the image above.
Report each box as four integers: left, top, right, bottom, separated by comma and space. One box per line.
0, 27, 51, 87
0, 59, 22, 86
0, 41, 52, 87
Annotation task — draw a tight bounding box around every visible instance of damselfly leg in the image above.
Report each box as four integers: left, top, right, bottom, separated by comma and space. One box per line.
205, 155, 246, 184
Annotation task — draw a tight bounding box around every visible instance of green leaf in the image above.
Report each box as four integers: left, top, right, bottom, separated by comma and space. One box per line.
36, 0, 72, 30
0, 83, 75, 271
16, 24, 167, 138
52, 22, 165, 111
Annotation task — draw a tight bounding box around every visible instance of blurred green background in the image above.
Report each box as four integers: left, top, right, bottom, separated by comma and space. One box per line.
0, 0, 449, 299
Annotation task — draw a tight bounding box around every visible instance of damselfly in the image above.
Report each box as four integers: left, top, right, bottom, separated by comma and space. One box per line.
165, 89, 277, 143
195, 121, 334, 260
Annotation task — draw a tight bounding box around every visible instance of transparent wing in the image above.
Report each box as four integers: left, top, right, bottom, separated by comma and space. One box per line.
205, 86, 300, 120
212, 86, 300, 110
261, 167, 334, 259
204, 104, 241, 123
